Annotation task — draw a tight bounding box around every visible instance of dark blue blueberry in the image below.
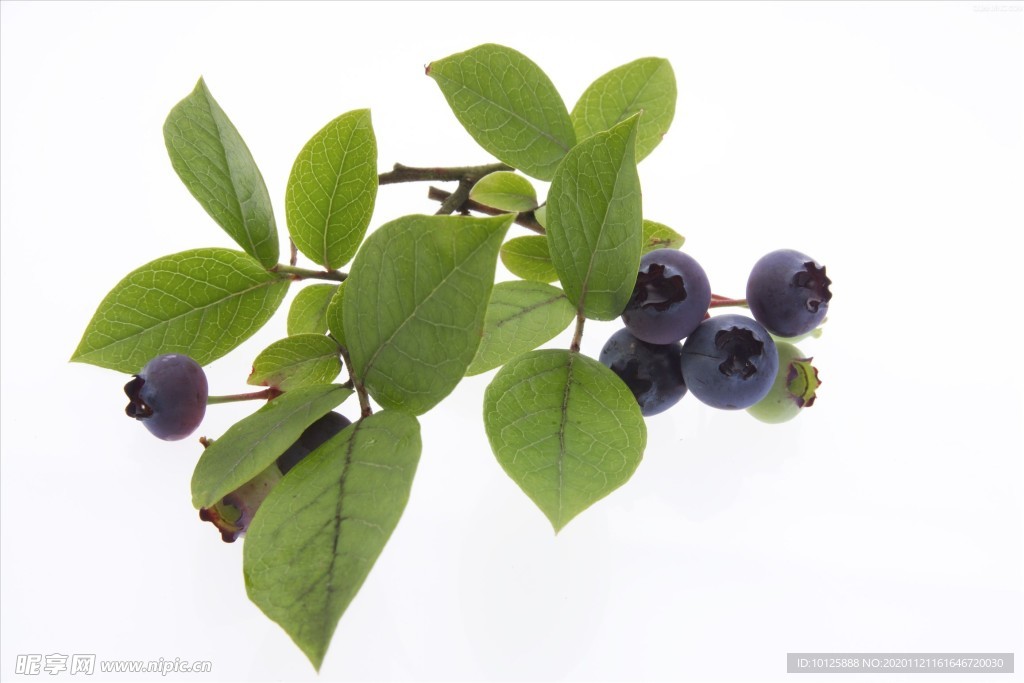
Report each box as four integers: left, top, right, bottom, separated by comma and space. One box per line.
599, 328, 687, 416
746, 249, 831, 338
276, 411, 352, 475
680, 314, 778, 410
124, 354, 208, 441
621, 249, 711, 344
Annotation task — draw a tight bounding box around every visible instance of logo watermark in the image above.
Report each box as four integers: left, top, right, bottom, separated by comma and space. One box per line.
15, 654, 212, 676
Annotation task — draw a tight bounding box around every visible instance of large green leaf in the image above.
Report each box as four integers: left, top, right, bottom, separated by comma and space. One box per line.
469, 171, 538, 212
571, 57, 676, 162
248, 334, 343, 391
71, 248, 289, 373
191, 384, 351, 509
244, 410, 421, 670
467, 281, 575, 375
483, 350, 646, 532
499, 235, 558, 283
287, 284, 338, 336
164, 78, 279, 267
285, 109, 378, 270
546, 115, 643, 320
344, 214, 513, 414
427, 44, 575, 181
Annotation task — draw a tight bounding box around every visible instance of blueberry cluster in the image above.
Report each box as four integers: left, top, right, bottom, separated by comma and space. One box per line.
600, 248, 829, 417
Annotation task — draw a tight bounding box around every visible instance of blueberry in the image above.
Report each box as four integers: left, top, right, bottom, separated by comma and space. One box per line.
747, 342, 821, 423
124, 354, 208, 441
621, 249, 711, 344
199, 465, 281, 543
276, 411, 352, 474
680, 314, 778, 409
599, 328, 687, 416
746, 249, 832, 338
201, 411, 352, 542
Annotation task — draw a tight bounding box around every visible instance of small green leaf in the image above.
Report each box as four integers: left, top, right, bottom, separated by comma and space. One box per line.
248, 335, 342, 391
534, 204, 547, 228
427, 44, 575, 181
469, 171, 538, 212
547, 115, 643, 320
285, 110, 378, 270
164, 78, 279, 268
467, 281, 575, 375
571, 57, 676, 162
191, 384, 351, 509
244, 410, 421, 670
499, 235, 558, 283
642, 219, 685, 253
484, 350, 646, 532
344, 214, 513, 414
325, 281, 347, 347
287, 284, 338, 336
71, 249, 289, 373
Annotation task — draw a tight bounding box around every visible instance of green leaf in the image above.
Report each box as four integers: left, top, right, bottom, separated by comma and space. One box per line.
547, 115, 643, 320
71, 249, 289, 373
325, 281, 347, 347
344, 214, 513, 414
483, 350, 646, 532
469, 171, 538, 212
427, 44, 575, 181
534, 204, 547, 228
191, 384, 351, 509
164, 78, 279, 268
287, 284, 338, 336
499, 235, 558, 283
248, 334, 343, 391
244, 410, 421, 670
467, 281, 575, 375
570, 57, 676, 162
285, 109, 378, 270
642, 219, 685, 253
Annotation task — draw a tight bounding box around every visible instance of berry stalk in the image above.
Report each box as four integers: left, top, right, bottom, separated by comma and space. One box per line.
206, 388, 281, 405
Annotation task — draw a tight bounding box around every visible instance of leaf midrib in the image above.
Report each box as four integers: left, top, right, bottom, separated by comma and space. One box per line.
431, 68, 572, 154
77, 270, 287, 359
574, 125, 636, 317
194, 386, 348, 507
359, 229, 497, 380
490, 292, 567, 330
198, 83, 263, 259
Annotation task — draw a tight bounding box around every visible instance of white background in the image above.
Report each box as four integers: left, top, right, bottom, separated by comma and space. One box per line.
2, 2, 1022, 681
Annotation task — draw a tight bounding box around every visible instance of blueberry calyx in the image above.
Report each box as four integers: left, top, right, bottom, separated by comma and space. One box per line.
124, 376, 153, 419
786, 356, 821, 408
714, 327, 764, 379
199, 465, 283, 543
632, 263, 687, 312
792, 262, 833, 314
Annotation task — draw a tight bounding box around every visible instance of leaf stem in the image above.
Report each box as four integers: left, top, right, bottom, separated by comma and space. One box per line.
271, 264, 347, 282
570, 311, 586, 353
378, 162, 512, 185
427, 186, 546, 234
435, 179, 473, 215
207, 388, 282, 405
708, 296, 748, 309
337, 344, 372, 419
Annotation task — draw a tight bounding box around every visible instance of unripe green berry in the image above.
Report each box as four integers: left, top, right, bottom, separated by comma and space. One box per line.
746, 342, 820, 423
